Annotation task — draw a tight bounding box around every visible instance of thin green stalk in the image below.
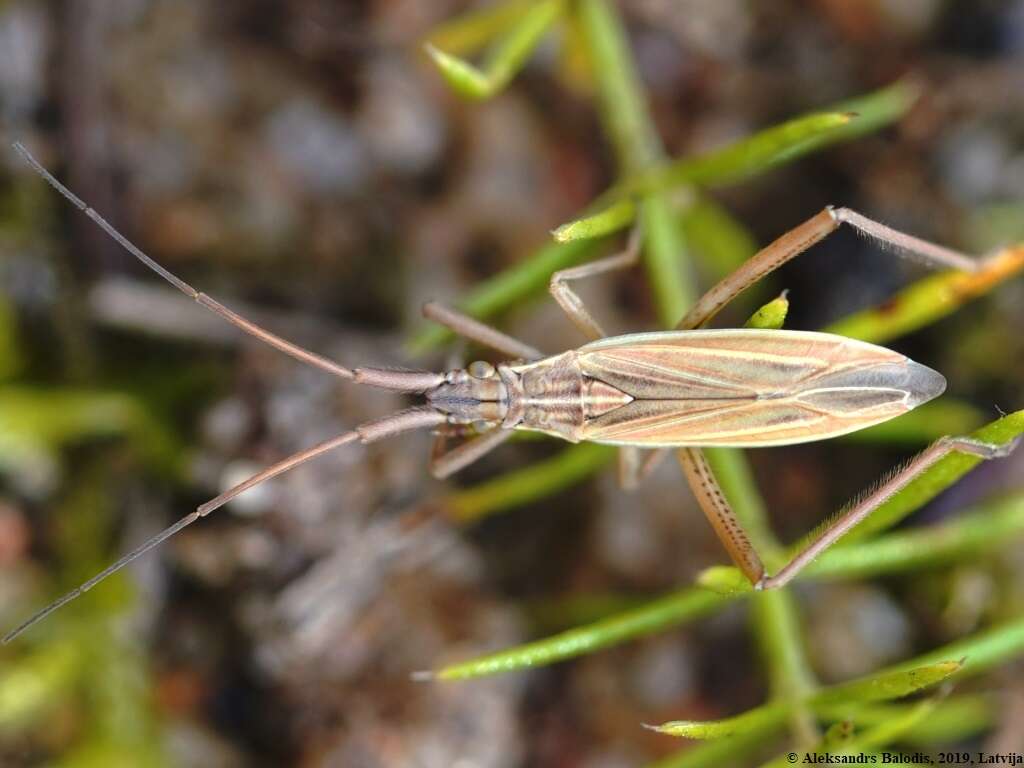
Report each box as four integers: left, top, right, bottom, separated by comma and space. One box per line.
751, 590, 819, 746
433, 461, 1024, 682
679, 196, 759, 277
576, 0, 695, 322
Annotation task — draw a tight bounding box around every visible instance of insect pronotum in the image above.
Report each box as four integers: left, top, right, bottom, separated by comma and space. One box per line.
4, 141, 1019, 644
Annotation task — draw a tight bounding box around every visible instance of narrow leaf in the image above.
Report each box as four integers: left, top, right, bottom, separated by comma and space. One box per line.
646, 702, 788, 740
428, 587, 726, 680
811, 661, 961, 706
650, 661, 956, 740
827, 245, 1024, 344
552, 199, 635, 242
625, 112, 853, 195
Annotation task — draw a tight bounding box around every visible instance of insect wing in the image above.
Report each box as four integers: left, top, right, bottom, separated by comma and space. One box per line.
576, 330, 945, 447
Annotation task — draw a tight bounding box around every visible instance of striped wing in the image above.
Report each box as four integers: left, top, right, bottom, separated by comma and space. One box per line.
576, 329, 945, 447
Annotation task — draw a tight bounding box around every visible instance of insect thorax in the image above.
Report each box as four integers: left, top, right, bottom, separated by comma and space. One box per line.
502, 352, 633, 442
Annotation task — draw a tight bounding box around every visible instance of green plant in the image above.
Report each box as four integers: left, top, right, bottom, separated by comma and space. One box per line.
422, 1, 1024, 764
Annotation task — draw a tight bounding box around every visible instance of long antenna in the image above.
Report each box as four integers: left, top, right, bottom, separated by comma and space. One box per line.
2, 407, 446, 644
13, 142, 357, 380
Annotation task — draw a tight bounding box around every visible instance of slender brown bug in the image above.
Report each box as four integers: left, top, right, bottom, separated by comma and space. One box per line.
3, 141, 1019, 644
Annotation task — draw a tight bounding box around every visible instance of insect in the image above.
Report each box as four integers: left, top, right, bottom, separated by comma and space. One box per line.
3, 141, 1018, 644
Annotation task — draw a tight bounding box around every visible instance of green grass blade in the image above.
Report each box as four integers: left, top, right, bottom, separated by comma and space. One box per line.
827, 245, 1024, 344
555, 79, 919, 238
887, 614, 1024, 679
436, 486, 1024, 683
642, 197, 695, 328
425, 587, 727, 681
626, 112, 852, 195
628, 78, 919, 196
445, 443, 614, 523
809, 492, 1024, 581
751, 589, 818, 744
552, 199, 635, 242
426, 0, 564, 100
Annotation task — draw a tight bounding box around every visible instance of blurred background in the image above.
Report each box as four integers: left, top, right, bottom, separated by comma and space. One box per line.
1, 1, 1023, 766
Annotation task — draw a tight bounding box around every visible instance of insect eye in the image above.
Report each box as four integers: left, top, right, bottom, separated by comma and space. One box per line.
468, 361, 495, 379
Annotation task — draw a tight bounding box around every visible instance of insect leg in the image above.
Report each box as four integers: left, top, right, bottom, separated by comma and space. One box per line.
422, 302, 543, 360
759, 434, 1021, 590
677, 447, 766, 585
676, 206, 983, 330
548, 228, 655, 489
430, 427, 515, 479
619, 447, 670, 490
2, 407, 447, 644
549, 226, 643, 340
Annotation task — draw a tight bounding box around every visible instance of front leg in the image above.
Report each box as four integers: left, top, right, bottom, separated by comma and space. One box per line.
548, 228, 662, 491
549, 226, 643, 340
430, 427, 515, 479
422, 302, 543, 361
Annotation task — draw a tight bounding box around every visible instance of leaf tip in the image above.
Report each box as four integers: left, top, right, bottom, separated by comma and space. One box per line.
551, 223, 575, 242
410, 669, 436, 683
423, 43, 490, 99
